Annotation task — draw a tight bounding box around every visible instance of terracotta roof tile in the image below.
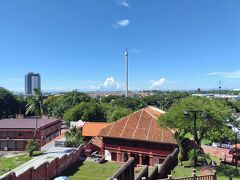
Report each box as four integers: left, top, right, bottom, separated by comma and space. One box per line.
90, 136, 103, 148
82, 122, 110, 137
99, 107, 177, 144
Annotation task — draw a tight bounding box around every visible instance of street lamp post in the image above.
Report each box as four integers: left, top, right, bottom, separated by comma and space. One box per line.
184, 110, 205, 168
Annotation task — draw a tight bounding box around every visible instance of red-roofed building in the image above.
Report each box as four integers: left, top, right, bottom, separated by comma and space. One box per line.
82, 122, 110, 141
99, 107, 177, 166
0, 118, 61, 151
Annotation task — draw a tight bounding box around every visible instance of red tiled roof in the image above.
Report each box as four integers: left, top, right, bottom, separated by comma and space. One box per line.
90, 136, 103, 148
99, 107, 177, 145
82, 122, 111, 137
0, 118, 61, 129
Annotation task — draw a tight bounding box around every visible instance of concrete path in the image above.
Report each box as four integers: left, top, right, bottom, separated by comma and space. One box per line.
41, 131, 67, 151
0, 147, 75, 178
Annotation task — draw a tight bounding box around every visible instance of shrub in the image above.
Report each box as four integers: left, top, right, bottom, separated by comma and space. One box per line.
26, 140, 38, 156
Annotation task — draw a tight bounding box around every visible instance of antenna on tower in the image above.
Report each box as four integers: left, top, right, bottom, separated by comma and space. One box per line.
125, 49, 128, 97
219, 81, 222, 94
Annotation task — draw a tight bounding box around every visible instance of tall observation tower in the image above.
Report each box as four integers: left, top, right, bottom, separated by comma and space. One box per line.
125, 49, 128, 97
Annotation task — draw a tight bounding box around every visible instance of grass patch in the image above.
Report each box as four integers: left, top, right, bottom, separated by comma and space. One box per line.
171, 161, 200, 178
60, 160, 121, 180
171, 157, 239, 180
0, 154, 32, 175
32, 151, 45, 156
216, 165, 239, 180
134, 167, 143, 178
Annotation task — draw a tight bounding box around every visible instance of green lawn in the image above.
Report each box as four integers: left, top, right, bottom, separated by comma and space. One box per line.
60, 160, 121, 180
171, 158, 240, 180
0, 154, 32, 175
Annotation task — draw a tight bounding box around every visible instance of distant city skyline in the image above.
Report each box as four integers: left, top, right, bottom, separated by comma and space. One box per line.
0, 0, 240, 92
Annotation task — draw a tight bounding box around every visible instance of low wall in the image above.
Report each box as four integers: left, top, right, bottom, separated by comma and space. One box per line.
108, 148, 179, 180
109, 158, 135, 180
157, 148, 179, 179
135, 165, 148, 180
1, 145, 84, 180
202, 145, 232, 161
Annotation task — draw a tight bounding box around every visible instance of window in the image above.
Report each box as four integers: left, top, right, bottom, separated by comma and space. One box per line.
111, 152, 117, 161
7, 132, 15, 137
17, 141, 24, 149
8, 141, 15, 149
0, 141, 7, 148
18, 132, 24, 137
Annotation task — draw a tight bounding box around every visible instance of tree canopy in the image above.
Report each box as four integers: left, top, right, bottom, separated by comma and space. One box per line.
63, 101, 107, 122
0, 87, 19, 119
158, 96, 236, 146
142, 91, 190, 110
45, 91, 91, 118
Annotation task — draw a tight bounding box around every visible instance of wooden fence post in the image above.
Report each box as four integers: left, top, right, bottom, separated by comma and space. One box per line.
213, 171, 217, 180
192, 169, 196, 180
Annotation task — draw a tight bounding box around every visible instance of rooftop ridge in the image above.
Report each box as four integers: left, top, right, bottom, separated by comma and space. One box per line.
106, 108, 143, 136
132, 109, 144, 138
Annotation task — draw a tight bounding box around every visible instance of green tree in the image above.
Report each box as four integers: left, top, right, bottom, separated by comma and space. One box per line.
142, 92, 190, 110
25, 89, 48, 139
25, 139, 38, 156
63, 101, 106, 122
0, 87, 19, 119
64, 126, 83, 147
46, 91, 91, 118
159, 96, 235, 164
107, 107, 132, 122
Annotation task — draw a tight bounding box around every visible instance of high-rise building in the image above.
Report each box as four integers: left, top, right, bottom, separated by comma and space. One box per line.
25, 72, 41, 95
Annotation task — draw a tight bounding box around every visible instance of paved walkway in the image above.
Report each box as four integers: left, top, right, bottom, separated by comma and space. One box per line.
41, 130, 67, 151
0, 147, 75, 178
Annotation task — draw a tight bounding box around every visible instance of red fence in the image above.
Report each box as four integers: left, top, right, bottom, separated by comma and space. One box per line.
1, 145, 83, 180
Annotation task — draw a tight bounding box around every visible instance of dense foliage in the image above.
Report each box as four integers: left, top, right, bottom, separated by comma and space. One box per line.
45, 91, 91, 118
64, 126, 84, 147
25, 139, 38, 156
158, 96, 237, 165
0, 87, 19, 119
142, 91, 190, 110
63, 101, 107, 122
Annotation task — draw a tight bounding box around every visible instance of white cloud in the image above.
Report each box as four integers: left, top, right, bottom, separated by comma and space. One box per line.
150, 78, 166, 89
129, 48, 140, 54
121, 1, 129, 8
113, 19, 130, 28
207, 70, 240, 78
116, 0, 130, 8
85, 77, 122, 91
98, 77, 121, 90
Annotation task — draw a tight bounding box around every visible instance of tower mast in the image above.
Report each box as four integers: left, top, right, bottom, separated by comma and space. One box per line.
125, 49, 128, 97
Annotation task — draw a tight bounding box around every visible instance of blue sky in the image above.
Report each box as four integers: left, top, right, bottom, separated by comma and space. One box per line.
0, 0, 240, 92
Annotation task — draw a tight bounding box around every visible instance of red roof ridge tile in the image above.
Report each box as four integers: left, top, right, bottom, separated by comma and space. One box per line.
132, 109, 144, 138
120, 113, 131, 137
106, 108, 143, 136
146, 117, 153, 140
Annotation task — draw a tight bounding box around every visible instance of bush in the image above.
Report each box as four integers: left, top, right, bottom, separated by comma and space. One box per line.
26, 140, 38, 156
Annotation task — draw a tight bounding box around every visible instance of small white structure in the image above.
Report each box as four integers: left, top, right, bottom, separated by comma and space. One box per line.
70, 120, 85, 129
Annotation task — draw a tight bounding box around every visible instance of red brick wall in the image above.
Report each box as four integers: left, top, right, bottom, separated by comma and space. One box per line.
202, 145, 232, 162
47, 158, 59, 179
1, 146, 84, 180
17, 167, 34, 180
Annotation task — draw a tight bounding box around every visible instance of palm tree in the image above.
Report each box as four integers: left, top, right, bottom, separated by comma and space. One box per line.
25, 88, 48, 140
64, 126, 83, 147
